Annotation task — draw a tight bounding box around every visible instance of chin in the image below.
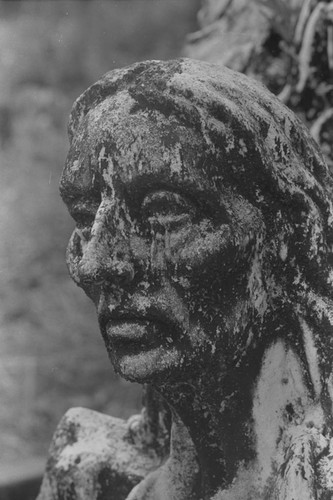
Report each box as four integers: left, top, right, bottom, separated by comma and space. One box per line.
108, 346, 185, 384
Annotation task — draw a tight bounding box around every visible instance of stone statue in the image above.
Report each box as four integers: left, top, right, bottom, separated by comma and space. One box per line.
38, 58, 333, 499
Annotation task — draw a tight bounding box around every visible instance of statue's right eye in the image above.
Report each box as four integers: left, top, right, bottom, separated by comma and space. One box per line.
66, 207, 95, 244
68, 204, 96, 229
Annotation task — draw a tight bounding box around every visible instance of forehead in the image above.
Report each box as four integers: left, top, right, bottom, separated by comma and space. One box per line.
61, 91, 211, 202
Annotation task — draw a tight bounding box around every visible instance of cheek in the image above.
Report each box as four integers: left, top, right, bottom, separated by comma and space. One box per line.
166, 225, 256, 322
170, 224, 233, 269
165, 221, 242, 290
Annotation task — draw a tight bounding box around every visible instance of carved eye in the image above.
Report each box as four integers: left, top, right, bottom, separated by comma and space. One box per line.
68, 202, 96, 226
141, 191, 195, 230
68, 208, 95, 243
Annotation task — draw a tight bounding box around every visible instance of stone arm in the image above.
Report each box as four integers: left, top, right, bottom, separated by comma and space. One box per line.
37, 407, 162, 500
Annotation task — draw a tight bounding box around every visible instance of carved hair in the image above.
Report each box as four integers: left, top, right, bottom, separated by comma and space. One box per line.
68, 59, 333, 494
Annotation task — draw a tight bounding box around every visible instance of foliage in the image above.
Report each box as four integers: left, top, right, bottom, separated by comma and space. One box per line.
255, 0, 301, 42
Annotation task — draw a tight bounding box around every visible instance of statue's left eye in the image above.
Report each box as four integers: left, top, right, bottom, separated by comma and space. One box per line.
141, 191, 196, 229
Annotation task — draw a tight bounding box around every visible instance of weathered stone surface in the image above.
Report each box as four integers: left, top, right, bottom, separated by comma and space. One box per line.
40, 58, 333, 498
37, 407, 161, 500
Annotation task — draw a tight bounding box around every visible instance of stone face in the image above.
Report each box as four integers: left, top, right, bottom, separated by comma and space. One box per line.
40, 58, 333, 499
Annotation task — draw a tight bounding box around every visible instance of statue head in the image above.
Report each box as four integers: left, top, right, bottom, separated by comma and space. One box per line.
60, 59, 333, 413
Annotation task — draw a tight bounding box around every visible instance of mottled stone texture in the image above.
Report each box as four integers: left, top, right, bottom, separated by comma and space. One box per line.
37, 408, 163, 500
39, 59, 333, 499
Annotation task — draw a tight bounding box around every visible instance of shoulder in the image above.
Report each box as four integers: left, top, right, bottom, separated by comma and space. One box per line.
37, 407, 160, 500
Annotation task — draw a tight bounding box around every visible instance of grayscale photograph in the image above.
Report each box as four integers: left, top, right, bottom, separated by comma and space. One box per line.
1, 1, 332, 499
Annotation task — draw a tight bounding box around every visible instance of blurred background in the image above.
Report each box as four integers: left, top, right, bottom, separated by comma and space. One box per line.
0, 0, 199, 471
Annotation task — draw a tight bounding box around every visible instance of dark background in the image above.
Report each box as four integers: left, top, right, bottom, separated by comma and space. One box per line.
0, 0, 199, 469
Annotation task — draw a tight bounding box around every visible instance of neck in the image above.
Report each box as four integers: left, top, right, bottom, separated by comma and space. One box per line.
157, 358, 260, 499
155, 339, 316, 499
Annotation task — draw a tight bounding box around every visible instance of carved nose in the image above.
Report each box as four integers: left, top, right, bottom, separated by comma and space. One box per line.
76, 198, 136, 288
77, 233, 134, 287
